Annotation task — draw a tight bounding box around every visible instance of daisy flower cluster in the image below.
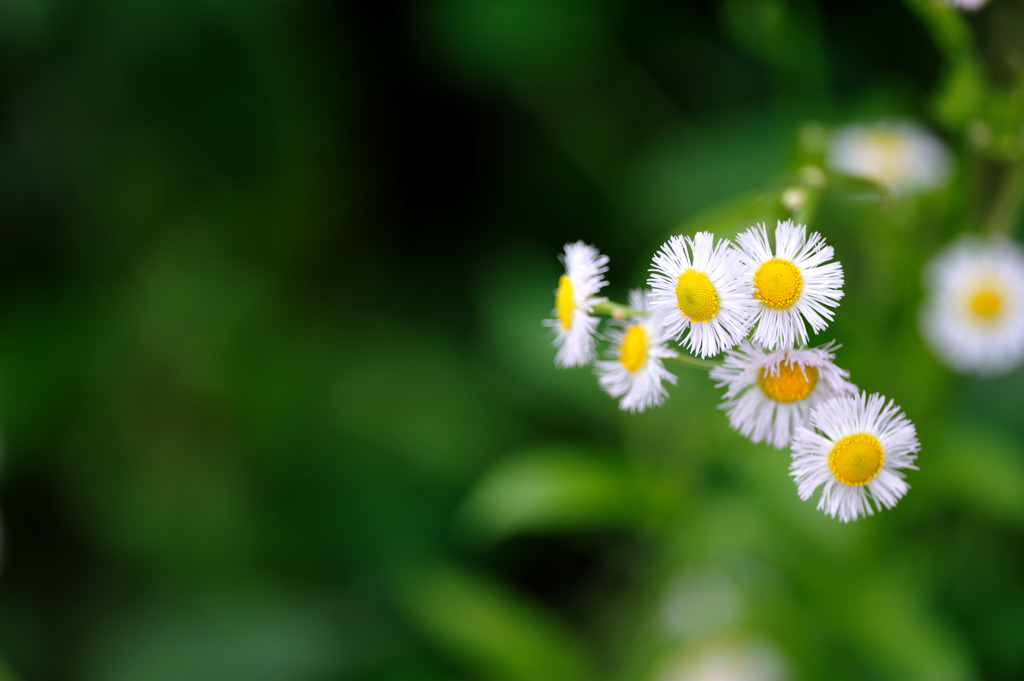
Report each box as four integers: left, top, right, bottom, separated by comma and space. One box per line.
545, 222, 920, 522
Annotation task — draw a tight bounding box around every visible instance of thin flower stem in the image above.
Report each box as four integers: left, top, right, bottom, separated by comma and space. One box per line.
985, 162, 1023, 237
664, 353, 720, 370
592, 301, 643, 319
791, 190, 821, 226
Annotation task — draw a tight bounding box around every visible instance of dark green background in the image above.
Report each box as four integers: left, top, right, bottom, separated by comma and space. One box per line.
0, 1, 1023, 679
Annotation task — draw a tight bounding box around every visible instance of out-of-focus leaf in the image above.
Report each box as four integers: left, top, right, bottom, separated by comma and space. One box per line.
457, 445, 656, 542
823, 171, 891, 201
623, 117, 792, 231
0, 0, 55, 50
394, 562, 596, 681
923, 423, 1024, 525
333, 331, 506, 483
0, 658, 21, 681
934, 58, 987, 129
674, 190, 785, 239
930, 38, 1024, 160
903, 0, 974, 59
836, 579, 976, 681
79, 592, 347, 681
419, 0, 605, 82
970, 80, 1024, 161
720, 0, 825, 78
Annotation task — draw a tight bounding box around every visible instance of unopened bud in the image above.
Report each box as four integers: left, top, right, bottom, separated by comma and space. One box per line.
781, 187, 807, 212
799, 165, 826, 188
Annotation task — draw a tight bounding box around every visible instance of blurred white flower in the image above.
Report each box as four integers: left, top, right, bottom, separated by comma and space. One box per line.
948, 0, 989, 10
734, 220, 844, 351
595, 289, 678, 412
790, 392, 920, 522
827, 121, 951, 195
711, 340, 857, 449
920, 236, 1024, 375
648, 232, 756, 358
544, 241, 609, 368
653, 640, 788, 681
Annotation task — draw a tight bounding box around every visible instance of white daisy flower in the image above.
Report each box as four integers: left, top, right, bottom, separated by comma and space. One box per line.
653, 640, 787, 681
827, 121, 951, 195
544, 241, 610, 368
790, 392, 920, 523
920, 236, 1024, 375
648, 232, 756, 358
595, 289, 678, 412
735, 220, 844, 351
710, 340, 857, 449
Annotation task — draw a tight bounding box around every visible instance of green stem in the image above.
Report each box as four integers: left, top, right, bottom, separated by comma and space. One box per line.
592, 301, 643, 318
790, 191, 820, 227
665, 353, 719, 370
985, 162, 1023, 236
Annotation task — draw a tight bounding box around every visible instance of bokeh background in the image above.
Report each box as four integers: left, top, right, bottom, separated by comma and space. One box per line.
1, 0, 1024, 679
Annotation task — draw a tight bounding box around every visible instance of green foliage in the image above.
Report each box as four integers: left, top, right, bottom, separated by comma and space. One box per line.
394, 563, 598, 681
3, 1, 1024, 680
926, 422, 1024, 525
457, 445, 658, 541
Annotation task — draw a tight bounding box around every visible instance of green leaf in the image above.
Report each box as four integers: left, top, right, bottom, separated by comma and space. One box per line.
674, 189, 786, 239
393, 562, 597, 681
835, 578, 976, 681
719, 0, 825, 77
457, 445, 656, 542
419, 0, 605, 82
933, 58, 987, 129
823, 171, 892, 201
903, 0, 974, 60
79, 593, 347, 681
923, 423, 1024, 525
0, 658, 22, 681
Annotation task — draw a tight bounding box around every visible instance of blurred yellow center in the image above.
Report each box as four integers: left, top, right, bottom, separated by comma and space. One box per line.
829, 433, 884, 486
864, 131, 909, 182
969, 287, 1002, 321
556, 274, 574, 329
758, 363, 818, 403
675, 269, 719, 322
618, 325, 648, 373
754, 258, 803, 309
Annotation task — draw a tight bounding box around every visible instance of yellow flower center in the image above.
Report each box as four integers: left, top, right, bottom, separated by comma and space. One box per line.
675, 269, 719, 322
617, 325, 648, 373
556, 274, 574, 329
968, 286, 1003, 322
828, 433, 884, 486
753, 258, 803, 310
757, 363, 818, 403
863, 131, 910, 183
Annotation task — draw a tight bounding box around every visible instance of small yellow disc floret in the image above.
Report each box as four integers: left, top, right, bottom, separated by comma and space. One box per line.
969, 287, 1002, 321
618, 325, 649, 373
556, 274, 575, 329
758, 362, 818, 403
754, 258, 803, 310
828, 433, 884, 486
675, 269, 719, 322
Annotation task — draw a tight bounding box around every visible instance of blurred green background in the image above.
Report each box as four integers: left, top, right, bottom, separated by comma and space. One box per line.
2, 0, 1024, 679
